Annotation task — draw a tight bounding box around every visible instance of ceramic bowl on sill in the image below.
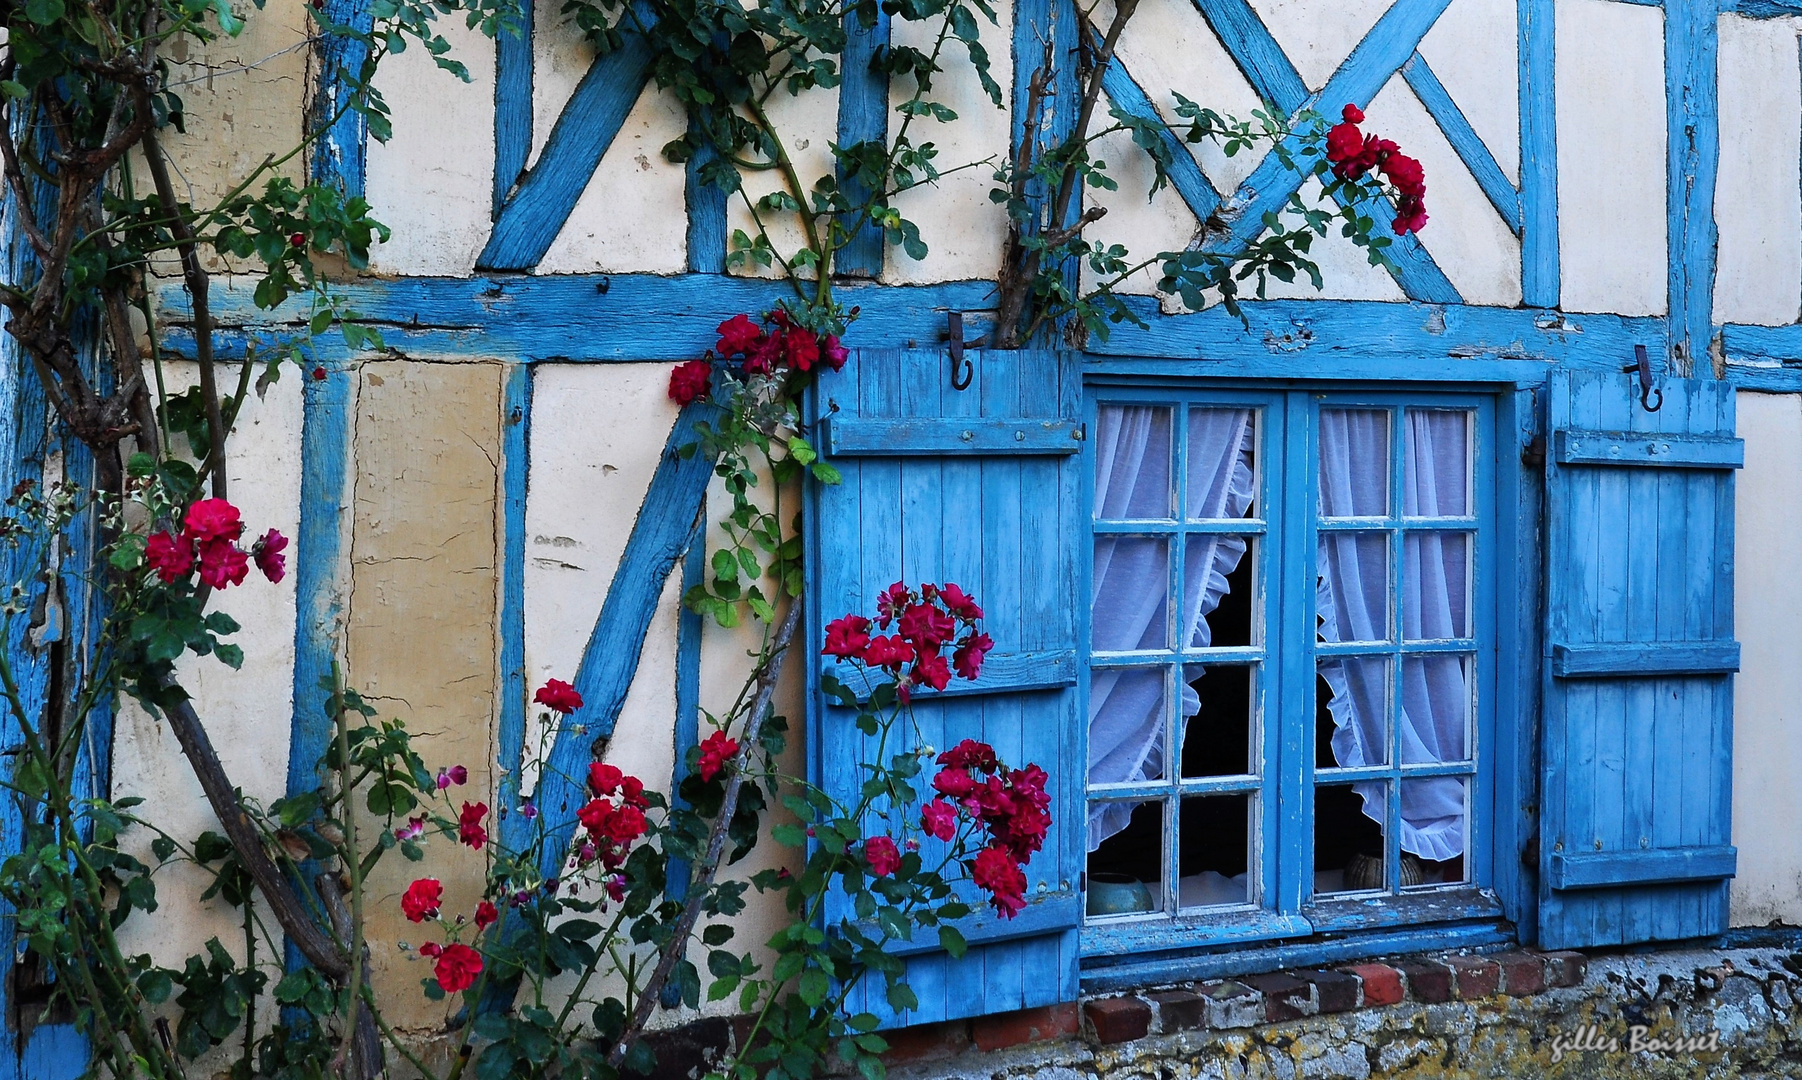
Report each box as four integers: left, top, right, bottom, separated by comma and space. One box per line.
1086, 872, 1155, 916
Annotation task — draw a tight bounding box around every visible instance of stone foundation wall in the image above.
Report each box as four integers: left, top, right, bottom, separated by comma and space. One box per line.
857, 945, 1802, 1080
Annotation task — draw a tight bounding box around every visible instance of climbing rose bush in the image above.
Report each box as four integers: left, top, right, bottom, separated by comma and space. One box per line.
1325, 103, 1429, 235
666, 310, 850, 407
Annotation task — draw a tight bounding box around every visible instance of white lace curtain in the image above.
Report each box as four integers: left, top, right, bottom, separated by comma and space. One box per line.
1317, 408, 1469, 860
1088, 406, 1254, 851
1088, 405, 1470, 860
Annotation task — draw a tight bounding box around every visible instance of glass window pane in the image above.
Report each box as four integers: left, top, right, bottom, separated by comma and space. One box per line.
1179, 794, 1253, 909
1401, 776, 1468, 881
1404, 409, 1471, 517
1400, 656, 1472, 765
1319, 409, 1390, 516
1096, 405, 1173, 519
1318, 532, 1389, 642
1188, 408, 1258, 520
1093, 537, 1168, 650
1187, 534, 1255, 648
1314, 782, 1386, 895
1087, 800, 1165, 918
1183, 665, 1255, 778
1317, 658, 1391, 768
1403, 532, 1471, 639
1089, 667, 1169, 784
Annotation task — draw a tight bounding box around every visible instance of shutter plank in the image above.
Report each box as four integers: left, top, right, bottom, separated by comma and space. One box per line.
824, 416, 1084, 455
1553, 429, 1744, 468
1548, 846, 1737, 890
1550, 641, 1739, 676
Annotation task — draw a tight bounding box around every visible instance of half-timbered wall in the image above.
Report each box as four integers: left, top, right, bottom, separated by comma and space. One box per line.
57, 0, 1802, 1049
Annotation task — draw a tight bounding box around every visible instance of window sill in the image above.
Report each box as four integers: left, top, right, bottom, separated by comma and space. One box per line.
1304, 886, 1505, 933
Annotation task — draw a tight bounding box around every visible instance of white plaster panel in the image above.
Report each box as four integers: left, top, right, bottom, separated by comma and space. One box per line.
1246, 0, 1390, 91
1257, 178, 1407, 302
1416, 0, 1519, 184
1077, 123, 1199, 297
1114, 0, 1266, 202
728, 83, 842, 280
881, 2, 1014, 284
1365, 77, 1521, 307
1555, 0, 1666, 315
533, 0, 598, 164
1714, 15, 1802, 327
523, 364, 681, 799
1731, 391, 1802, 927
113, 366, 303, 975
537, 84, 690, 275
368, 17, 497, 276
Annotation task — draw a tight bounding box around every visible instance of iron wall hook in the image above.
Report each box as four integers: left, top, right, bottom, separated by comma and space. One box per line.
1625, 344, 1663, 412
947, 311, 974, 391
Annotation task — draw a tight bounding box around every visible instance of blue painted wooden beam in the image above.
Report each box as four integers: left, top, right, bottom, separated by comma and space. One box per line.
495, 365, 532, 834
1400, 54, 1522, 235
1086, 295, 1665, 368
835, 6, 891, 277
162, 275, 1000, 362
312, 0, 373, 195
1187, 0, 1460, 304
499, 401, 721, 886
686, 135, 728, 274
1099, 53, 1222, 224
492, 7, 535, 213
477, 35, 655, 270
1666, 0, 1720, 375
1518, 0, 1557, 307
657, 515, 707, 1009
1012, 0, 1082, 342
1721, 0, 1802, 15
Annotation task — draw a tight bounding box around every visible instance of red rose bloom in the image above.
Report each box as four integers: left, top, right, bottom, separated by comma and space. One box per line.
588, 762, 623, 795
1381, 152, 1425, 195
973, 845, 1027, 919
252, 529, 288, 583
418, 942, 442, 958
821, 334, 849, 371
668, 359, 713, 406
458, 802, 488, 850
1392, 197, 1429, 236
401, 878, 443, 923
183, 498, 243, 543
937, 583, 983, 621
863, 835, 902, 877
1325, 121, 1364, 165
433, 942, 484, 993
920, 798, 957, 842
697, 729, 738, 782
952, 632, 994, 681
822, 615, 871, 658
715, 314, 763, 356
897, 603, 955, 648
933, 767, 976, 799
860, 635, 913, 670
535, 679, 582, 715
196, 539, 249, 589
146, 530, 193, 583
911, 650, 951, 691
938, 739, 998, 771
876, 581, 910, 627
783, 329, 820, 373
1341, 103, 1365, 124
474, 900, 498, 930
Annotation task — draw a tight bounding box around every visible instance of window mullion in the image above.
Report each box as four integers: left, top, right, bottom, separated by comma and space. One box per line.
1273, 391, 1312, 918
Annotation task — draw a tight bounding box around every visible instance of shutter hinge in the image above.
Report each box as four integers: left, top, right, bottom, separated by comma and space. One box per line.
1521, 434, 1546, 469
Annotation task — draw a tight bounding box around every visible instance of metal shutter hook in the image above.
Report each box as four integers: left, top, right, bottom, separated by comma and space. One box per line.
947, 311, 974, 391
1624, 344, 1662, 412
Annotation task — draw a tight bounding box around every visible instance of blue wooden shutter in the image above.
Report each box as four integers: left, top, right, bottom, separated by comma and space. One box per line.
806, 348, 1082, 1027
1539, 369, 1741, 949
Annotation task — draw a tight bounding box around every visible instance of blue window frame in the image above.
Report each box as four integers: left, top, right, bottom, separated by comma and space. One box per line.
1082, 385, 1500, 958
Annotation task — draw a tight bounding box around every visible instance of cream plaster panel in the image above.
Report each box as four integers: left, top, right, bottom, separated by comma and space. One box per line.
1416, 0, 1519, 185
1714, 15, 1802, 326
1731, 392, 1802, 928
348, 360, 504, 1030
159, 0, 310, 208
1555, 0, 1666, 315
368, 18, 497, 276
881, 2, 1012, 284
1113, 0, 1264, 197
1246, 0, 1389, 90
538, 84, 691, 275
1365, 78, 1521, 307
729, 84, 842, 280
